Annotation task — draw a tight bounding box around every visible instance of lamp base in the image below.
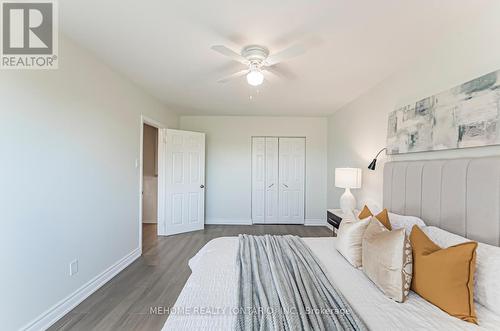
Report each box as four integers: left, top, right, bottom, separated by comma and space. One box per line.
340, 188, 356, 215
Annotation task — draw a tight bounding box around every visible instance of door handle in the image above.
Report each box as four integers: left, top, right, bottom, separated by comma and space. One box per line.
200, 185, 205, 188
283, 184, 289, 188
268, 183, 274, 188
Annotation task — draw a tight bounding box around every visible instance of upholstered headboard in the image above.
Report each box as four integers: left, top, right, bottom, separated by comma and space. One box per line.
383, 157, 500, 246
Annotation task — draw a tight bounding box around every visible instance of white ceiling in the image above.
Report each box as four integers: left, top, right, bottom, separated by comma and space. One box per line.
60, 1, 488, 116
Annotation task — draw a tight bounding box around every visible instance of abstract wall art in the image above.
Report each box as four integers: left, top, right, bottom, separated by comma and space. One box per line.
387, 70, 500, 154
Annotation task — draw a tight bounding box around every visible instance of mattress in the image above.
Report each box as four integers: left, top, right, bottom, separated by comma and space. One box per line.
163, 237, 500, 331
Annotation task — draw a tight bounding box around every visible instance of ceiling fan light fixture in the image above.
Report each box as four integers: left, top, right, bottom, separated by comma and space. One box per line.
246, 69, 264, 86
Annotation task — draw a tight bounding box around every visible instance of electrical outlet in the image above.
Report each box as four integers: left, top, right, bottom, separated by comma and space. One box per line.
69, 259, 78, 276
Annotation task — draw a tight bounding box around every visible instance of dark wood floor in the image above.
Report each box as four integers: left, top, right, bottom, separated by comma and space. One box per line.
49, 224, 332, 331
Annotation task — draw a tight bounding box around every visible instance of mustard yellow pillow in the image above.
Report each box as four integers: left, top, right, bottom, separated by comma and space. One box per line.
358, 205, 372, 220
410, 226, 477, 324
375, 209, 392, 231
358, 206, 392, 230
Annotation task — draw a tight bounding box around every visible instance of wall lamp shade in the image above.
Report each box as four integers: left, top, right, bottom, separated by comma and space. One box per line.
335, 168, 362, 214
368, 158, 377, 170
368, 147, 387, 171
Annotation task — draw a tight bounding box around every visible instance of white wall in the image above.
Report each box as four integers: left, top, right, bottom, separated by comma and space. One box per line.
179, 116, 328, 225
0, 36, 178, 330
327, 3, 500, 210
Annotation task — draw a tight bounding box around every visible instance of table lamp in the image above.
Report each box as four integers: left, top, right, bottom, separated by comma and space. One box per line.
335, 168, 362, 214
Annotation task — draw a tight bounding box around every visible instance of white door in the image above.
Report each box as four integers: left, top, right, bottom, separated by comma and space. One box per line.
251, 137, 266, 223
251, 137, 305, 224
161, 129, 205, 235
264, 137, 279, 223
278, 138, 305, 224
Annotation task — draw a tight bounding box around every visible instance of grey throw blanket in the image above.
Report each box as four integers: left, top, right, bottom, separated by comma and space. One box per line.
235, 234, 367, 331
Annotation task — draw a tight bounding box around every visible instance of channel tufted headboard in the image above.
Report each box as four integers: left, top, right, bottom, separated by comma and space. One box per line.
383, 157, 500, 246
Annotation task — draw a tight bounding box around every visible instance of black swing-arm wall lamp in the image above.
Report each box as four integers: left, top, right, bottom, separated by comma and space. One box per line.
368, 147, 387, 170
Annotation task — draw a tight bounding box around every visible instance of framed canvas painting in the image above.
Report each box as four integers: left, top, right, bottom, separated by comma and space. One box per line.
387, 70, 500, 154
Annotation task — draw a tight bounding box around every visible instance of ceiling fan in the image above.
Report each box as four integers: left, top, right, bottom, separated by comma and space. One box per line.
211, 44, 306, 86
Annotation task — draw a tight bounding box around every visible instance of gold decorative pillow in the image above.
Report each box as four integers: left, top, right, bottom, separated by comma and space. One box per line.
358, 205, 372, 220
362, 218, 412, 302
410, 226, 478, 324
358, 205, 392, 230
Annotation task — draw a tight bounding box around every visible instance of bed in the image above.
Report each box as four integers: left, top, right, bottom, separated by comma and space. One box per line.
163, 157, 500, 330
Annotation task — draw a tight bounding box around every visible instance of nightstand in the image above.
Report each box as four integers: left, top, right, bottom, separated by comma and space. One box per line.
326, 209, 358, 236
327, 209, 343, 236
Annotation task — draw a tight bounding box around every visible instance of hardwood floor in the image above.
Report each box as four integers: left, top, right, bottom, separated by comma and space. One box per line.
142, 223, 158, 253
49, 224, 332, 331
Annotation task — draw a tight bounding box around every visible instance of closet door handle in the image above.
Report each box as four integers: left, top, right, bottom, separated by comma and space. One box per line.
283, 184, 289, 188
268, 183, 274, 188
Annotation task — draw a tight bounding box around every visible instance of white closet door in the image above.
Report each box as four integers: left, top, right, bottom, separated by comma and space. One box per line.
278, 138, 305, 224
251, 137, 266, 223
264, 137, 279, 223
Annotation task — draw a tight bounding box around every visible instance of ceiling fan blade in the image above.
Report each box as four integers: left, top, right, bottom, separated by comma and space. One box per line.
261, 68, 278, 83
264, 44, 306, 66
211, 45, 248, 64
264, 64, 296, 80
217, 69, 249, 83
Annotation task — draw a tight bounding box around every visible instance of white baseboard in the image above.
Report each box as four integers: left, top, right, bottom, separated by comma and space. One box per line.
305, 218, 327, 226
253, 221, 306, 225
22, 248, 141, 331
205, 218, 253, 225
206, 219, 330, 227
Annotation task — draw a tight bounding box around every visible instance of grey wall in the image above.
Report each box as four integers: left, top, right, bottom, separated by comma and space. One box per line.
0, 35, 178, 330
327, 3, 500, 210
179, 116, 328, 224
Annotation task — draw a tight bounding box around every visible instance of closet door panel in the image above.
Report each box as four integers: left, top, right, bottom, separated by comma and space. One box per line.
278, 138, 305, 224
251, 137, 266, 223
265, 137, 279, 223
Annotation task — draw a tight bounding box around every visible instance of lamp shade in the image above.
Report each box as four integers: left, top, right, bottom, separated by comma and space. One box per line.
246, 69, 264, 86
368, 147, 387, 171
368, 158, 377, 170
335, 168, 362, 189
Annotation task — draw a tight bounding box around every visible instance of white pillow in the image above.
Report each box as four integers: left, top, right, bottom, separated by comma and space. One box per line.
423, 226, 500, 315
342, 209, 357, 221
335, 218, 371, 268
389, 212, 426, 234
344, 209, 368, 221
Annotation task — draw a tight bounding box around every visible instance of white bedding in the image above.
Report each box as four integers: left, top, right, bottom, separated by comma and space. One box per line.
163, 237, 500, 331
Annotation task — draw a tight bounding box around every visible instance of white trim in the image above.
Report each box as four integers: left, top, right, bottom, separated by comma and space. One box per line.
22, 248, 141, 331
205, 218, 253, 225
157, 128, 167, 236
253, 219, 305, 225
305, 218, 327, 226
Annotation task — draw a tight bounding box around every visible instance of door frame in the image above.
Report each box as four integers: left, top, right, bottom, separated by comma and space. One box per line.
139, 115, 166, 253
250, 136, 307, 225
